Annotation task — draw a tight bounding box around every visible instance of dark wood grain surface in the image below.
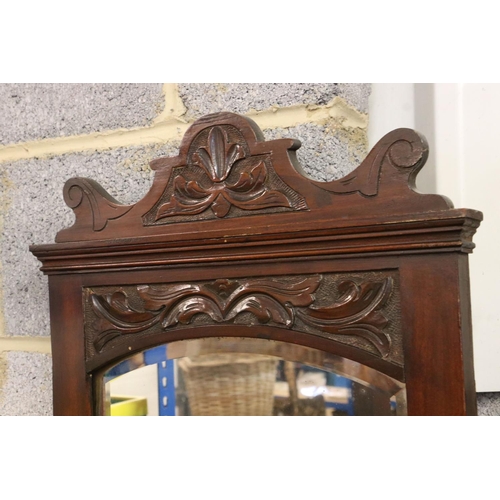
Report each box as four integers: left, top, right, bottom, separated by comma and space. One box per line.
30, 112, 482, 415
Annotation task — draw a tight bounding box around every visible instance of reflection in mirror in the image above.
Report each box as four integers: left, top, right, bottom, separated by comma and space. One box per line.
102, 338, 407, 416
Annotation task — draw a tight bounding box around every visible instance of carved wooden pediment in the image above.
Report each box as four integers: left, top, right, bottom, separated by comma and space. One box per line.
53, 112, 477, 246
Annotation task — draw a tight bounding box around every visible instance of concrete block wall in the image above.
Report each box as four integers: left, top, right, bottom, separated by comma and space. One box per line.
1, 83, 495, 415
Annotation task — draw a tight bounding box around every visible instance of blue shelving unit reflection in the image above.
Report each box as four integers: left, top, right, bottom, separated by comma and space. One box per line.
325, 374, 354, 416
144, 346, 176, 416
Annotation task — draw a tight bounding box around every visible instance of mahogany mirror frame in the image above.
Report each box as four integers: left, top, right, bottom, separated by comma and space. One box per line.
30, 112, 482, 416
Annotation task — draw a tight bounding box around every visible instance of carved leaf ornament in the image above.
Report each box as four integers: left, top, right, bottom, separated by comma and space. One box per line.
90, 276, 394, 358
297, 280, 393, 358
155, 126, 292, 219
196, 126, 244, 182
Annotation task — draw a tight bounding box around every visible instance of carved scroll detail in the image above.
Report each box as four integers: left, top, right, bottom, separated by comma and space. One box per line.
63, 178, 133, 232
90, 277, 319, 351
312, 129, 428, 197
297, 279, 393, 357
87, 275, 397, 359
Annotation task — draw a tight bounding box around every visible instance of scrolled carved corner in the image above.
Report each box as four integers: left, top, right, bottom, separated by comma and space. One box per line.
296, 278, 393, 358
311, 128, 453, 210
55, 178, 133, 242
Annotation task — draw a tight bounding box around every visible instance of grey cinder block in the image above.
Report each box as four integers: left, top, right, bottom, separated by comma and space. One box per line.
0, 352, 53, 416
0, 83, 165, 146
179, 83, 371, 119
477, 393, 500, 416
264, 123, 368, 182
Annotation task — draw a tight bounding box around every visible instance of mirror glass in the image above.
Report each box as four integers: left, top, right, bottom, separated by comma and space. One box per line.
102, 338, 406, 416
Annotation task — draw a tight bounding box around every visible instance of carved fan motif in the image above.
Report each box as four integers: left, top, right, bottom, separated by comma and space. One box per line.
144, 124, 308, 224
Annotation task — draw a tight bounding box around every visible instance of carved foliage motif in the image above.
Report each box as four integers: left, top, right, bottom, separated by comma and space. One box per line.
147, 125, 307, 223
297, 280, 393, 359
87, 274, 399, 361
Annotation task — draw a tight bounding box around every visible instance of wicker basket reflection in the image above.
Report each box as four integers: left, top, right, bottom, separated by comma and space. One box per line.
178, 353, 278, 416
